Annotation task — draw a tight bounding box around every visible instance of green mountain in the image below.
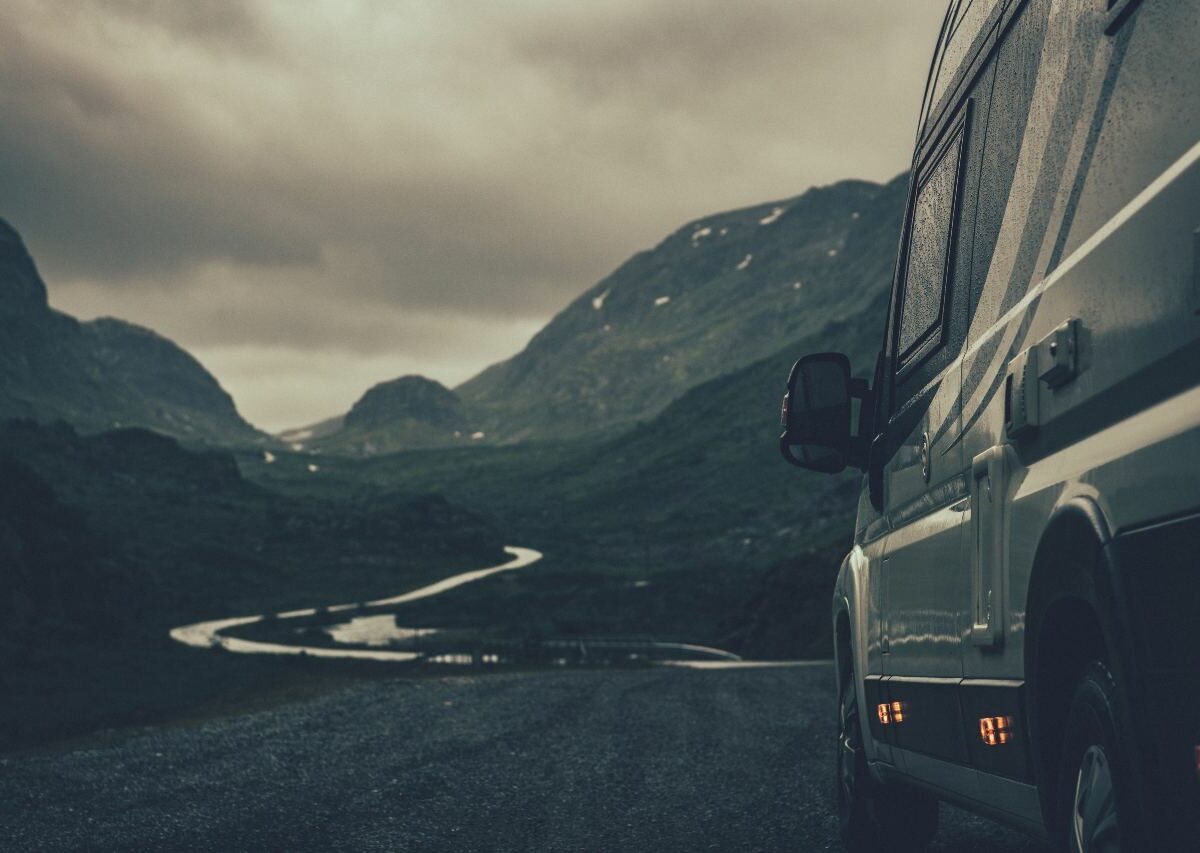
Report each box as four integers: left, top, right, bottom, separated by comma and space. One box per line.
455, 174, 907, 443
299, 375, 474, 455
296, 174, 907, 454
0, 218, 264, 446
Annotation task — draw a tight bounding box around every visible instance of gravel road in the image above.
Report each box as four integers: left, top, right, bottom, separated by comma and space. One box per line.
0, 664, 1051, 852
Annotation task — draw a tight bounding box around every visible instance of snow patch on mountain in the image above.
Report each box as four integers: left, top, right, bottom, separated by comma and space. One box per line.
758, 206, 786, 226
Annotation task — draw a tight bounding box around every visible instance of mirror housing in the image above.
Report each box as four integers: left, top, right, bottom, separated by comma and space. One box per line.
779, 352, 870, 474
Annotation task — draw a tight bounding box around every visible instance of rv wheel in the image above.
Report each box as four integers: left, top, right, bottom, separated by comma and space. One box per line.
1057, 662, 1141, 853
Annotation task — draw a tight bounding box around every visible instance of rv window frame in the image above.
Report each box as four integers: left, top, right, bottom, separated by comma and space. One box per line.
892, 102, 972, 383
1104, 0, 1145, 34
916, 0, 1012, 152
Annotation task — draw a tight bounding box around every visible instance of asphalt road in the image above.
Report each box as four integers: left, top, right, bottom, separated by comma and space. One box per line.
0, 665, 1051, 853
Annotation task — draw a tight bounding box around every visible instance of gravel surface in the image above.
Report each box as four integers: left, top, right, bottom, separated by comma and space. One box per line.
0, 664, 1051, 852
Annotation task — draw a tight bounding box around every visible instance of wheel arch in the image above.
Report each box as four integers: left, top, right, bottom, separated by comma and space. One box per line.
1022, 495, 1141, 831
831, 543, 866, 694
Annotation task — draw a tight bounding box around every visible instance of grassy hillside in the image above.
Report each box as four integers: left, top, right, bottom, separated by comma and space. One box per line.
0, 419, 507, 749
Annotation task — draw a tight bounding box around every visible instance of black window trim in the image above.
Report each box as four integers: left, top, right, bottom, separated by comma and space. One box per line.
893, 100, 973, 385
916, 0, 1014, 152
1105, 0, 1145, 34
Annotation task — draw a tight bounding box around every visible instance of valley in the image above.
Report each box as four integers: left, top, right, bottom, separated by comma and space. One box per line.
0, 171, 906, 750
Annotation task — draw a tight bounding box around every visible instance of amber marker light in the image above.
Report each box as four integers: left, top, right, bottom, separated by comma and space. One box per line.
979, 716, 1014, 746
889, 701, 906, 724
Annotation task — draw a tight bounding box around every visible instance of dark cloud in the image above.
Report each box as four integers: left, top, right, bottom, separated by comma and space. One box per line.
1, 0, 948, 428
0, 14, 316, 278
83, 0, 271, 53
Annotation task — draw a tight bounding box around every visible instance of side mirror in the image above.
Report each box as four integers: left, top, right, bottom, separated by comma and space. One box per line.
779, 353, 856, 473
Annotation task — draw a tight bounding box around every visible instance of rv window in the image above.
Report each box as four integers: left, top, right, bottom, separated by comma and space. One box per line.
897, 125, 965, 363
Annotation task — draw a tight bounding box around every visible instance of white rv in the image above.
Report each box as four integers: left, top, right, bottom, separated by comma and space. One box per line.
779, 1, 1199, 850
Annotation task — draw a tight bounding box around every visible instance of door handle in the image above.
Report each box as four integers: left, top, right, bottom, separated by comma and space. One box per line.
969, 446, 1007, 649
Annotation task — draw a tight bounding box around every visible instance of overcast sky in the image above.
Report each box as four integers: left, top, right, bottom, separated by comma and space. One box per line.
0, 0, 948, 431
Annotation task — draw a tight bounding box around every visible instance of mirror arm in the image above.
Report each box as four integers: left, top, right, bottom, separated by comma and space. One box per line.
867, 433, 886, 511
847, 378, 873, 471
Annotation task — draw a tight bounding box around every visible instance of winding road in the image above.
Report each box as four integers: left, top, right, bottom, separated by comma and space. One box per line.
169, 546, 545, 662
168, 546, 749, 666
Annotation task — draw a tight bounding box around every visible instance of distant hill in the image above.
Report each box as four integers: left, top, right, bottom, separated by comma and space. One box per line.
455, 174, 908, 443
278, 414, 344, 448
297, 376, 475, 456
0, 218, 264, 446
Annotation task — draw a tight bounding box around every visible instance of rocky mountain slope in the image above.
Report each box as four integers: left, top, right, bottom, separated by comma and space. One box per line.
0, 218, 263, 446
456, 173, 907, 443
293, 173, 906, 454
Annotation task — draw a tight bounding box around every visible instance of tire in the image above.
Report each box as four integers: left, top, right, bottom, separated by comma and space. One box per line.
837, 673, 938, 852
1055, 661, 1142, 853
